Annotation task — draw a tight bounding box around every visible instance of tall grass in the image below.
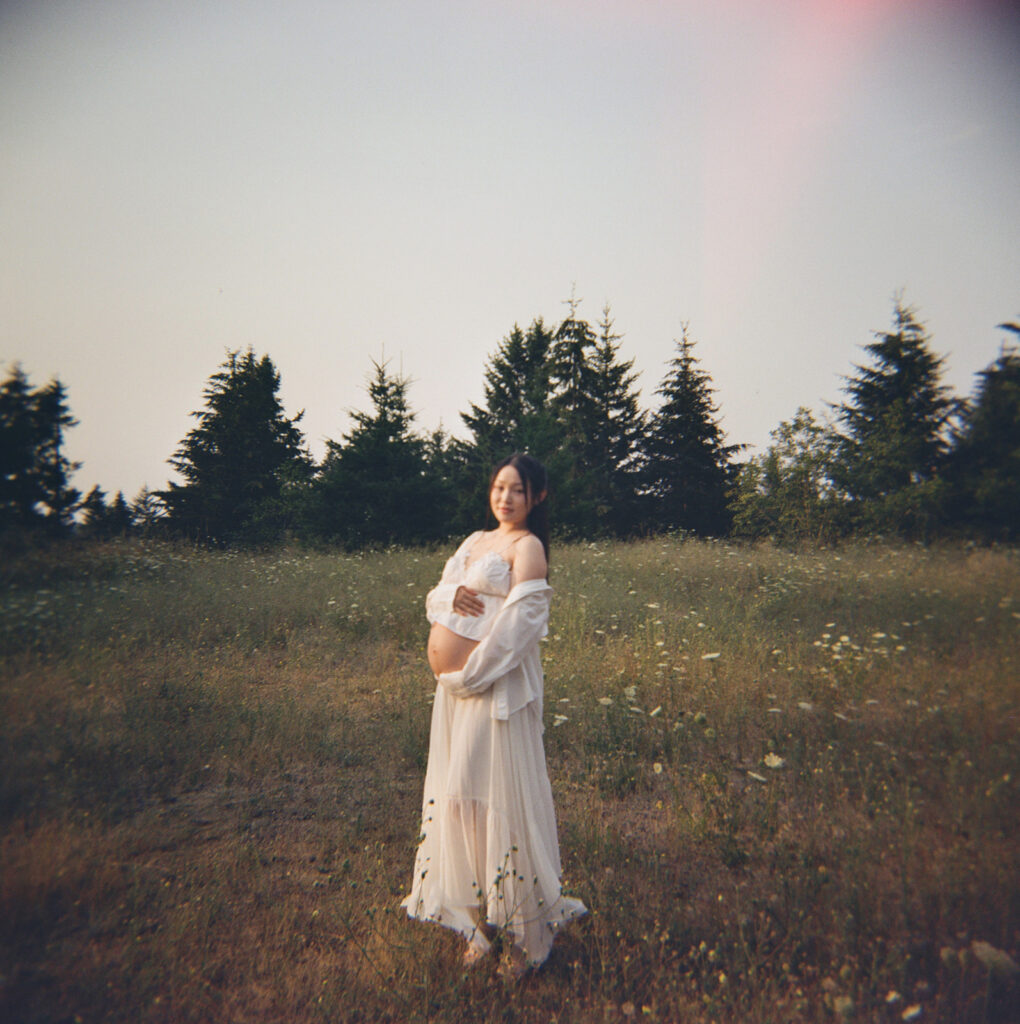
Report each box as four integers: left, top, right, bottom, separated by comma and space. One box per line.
1, 537, 1017, 1022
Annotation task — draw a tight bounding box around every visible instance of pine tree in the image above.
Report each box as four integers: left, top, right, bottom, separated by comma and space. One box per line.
730, 407, 843, 543
461, 319, 559, 462
312, 359, 449, 548
159, 348, 311, 543
829, 299, 956, 537
644, 326, 740, 536
945, 326, 1020, 539
458, 319, 560, 529
79, 487, 134, 538
107, 491, 135, 535
550, 301, 601, 449
422, 425, 477, 539
0, 364, 80, 535
132, 486, 166, 537
586, 305, 646, 535
80, 485, 110, 537
546, 299, 605, 535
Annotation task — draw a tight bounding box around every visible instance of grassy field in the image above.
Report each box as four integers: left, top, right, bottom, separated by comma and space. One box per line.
1, 536, 1017, 1023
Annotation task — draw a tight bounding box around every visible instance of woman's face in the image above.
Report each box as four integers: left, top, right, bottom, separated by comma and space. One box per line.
490, 465, 530, 529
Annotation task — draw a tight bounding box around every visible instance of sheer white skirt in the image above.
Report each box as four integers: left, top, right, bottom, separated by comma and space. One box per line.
401, 683, 586, 965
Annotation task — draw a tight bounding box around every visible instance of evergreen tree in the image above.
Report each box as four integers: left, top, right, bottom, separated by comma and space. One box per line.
547, 299, 605, 536
107, 491, 135, 535
422, 425, 478, 539
159, 348, 311, 543
132, 485, 166, 537
0, 364, 80, 535
644, 326, 740, 536
461, 319, 559, 462
80, 485, 110, 537
550, 301, 601, 448
311, 359, 448, 548
458, 319, 559, 527
829, 299, 956, 537
945, 326, 1020, 540
80, 487, 134, 538
730, 407, 844, 543
585, 305, 647, 535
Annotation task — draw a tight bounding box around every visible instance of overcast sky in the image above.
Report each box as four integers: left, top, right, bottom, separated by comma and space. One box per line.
2, 0, 1018, 500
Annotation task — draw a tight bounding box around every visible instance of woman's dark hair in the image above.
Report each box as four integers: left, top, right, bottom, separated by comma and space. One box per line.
488, 452, 550, 564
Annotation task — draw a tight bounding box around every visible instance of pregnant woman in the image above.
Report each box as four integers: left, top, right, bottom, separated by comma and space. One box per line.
401, 453, 586, 976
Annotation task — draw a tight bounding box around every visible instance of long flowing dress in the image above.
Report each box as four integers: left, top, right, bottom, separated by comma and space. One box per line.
401, 533, 586, 966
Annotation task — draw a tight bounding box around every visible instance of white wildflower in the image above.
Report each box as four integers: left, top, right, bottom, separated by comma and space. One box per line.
971, 940, 1019, 978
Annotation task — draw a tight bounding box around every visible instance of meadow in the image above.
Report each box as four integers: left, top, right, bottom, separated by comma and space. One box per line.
1, 536, 1017, 1023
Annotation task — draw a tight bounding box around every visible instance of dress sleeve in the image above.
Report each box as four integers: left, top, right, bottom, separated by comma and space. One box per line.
438, 582, 551, 699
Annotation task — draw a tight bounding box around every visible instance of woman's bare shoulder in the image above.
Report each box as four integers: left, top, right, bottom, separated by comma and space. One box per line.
511, 533, 547, 582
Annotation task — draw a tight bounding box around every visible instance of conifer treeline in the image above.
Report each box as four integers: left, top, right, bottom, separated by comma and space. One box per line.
3, 299, 1018, 548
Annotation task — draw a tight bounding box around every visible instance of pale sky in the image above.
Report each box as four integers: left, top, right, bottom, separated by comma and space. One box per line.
2, 0, 1018, 501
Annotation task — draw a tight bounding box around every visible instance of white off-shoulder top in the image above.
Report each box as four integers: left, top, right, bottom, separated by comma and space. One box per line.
425, 531, 512, 641
425, 531, 552, 719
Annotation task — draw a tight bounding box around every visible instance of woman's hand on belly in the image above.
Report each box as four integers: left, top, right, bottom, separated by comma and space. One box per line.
452, 585, 484, 617
427, 623, 480, 676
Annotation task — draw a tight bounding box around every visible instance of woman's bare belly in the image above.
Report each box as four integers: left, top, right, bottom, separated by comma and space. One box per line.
427, 622, 480, 676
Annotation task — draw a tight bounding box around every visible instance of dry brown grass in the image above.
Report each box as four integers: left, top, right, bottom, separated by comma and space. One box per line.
1, 537, 1017, 1022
